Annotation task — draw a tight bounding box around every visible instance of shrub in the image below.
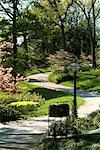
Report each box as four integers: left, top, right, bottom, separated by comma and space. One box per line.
0, 92, 45, 105
80, 52, 92, 71
87, 110, 100, 127
8, 101, 39, 114
0, 67, 25, 93
80, 63, 91, 71
48, 71, 73, 84
0, 105, 21, 122
48, 112, 100, 137
48, 49, 74, 72
48, 116, 77, 136
40, 138, 100, 150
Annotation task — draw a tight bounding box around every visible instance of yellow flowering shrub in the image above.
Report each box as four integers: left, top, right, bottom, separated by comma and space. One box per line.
8, 101, 39, 114
9, 101, 39, 106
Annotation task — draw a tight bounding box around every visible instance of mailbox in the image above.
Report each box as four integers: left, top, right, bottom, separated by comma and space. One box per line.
49, 104, 69, 117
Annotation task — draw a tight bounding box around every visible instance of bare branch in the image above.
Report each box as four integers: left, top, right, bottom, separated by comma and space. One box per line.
53, 21, 61, 27
95, 8, 100, 18
74, 0, 89, 21
0, 2, 13, 19
64, 0, 74, 20
88, 0, 97, 14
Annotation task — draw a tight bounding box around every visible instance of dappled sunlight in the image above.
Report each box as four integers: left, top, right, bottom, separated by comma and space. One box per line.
0, 124, 42, 149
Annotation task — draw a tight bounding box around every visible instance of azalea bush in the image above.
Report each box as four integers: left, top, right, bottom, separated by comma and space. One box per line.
0, 67, 25, 93
48, 50, 92, 73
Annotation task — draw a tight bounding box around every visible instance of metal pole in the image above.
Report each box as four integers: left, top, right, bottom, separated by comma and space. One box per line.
73, 70, 77, 118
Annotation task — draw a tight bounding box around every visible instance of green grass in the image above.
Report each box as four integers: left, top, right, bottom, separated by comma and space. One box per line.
33, 95, 83, 116
19, 82, 84, 116
0, 82, 84, 117
61, 70, 100, 93
23, 68, 49, 77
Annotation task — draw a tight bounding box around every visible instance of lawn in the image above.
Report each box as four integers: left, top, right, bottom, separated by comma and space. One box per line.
61, 70, 100, 93
19, 82, 84, 116
0, 82, 84, 118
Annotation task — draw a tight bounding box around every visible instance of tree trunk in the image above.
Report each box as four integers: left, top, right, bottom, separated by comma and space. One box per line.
92, 1, 96, 68
23, 33, 28, 53
60, 22, 66, 50
12, 0, 17, 82
87, 18, 96, 69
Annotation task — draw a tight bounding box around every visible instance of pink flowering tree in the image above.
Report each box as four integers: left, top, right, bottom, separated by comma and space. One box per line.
0, 67, 25, 93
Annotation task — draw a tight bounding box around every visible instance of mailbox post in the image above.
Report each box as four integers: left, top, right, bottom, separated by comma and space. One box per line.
48, 104, 69, 139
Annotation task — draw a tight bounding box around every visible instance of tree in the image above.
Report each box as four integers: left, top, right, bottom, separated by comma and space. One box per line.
0, 0, 34, 75
74, 0, 100, 68
0, 0, 19, 82
33, 0, 74, 50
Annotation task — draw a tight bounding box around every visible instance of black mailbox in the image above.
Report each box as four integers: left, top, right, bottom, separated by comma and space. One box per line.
49, 104, 69, 117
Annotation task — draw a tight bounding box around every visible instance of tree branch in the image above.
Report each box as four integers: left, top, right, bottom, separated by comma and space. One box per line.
74, 0, 89, 21
95, 8, 100, 18
0, 2, 13, 19
48, 0, 62, 21
88, 0, 97, 15
64, 0, 74, 20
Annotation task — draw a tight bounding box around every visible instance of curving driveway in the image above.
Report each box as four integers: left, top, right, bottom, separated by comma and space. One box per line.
27, 72, 100, 118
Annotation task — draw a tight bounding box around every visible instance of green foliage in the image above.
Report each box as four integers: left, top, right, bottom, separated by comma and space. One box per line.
40, 111, 100, 150
0, 105, 21, 122
88, 110, 100, 126
48, 71, 73, 84
0, 92, 45, 105
40, 137, 100, 150
48, 110, 100, 137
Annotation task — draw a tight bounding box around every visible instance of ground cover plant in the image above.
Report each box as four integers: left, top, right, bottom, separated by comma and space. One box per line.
9, 101, 39, 115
